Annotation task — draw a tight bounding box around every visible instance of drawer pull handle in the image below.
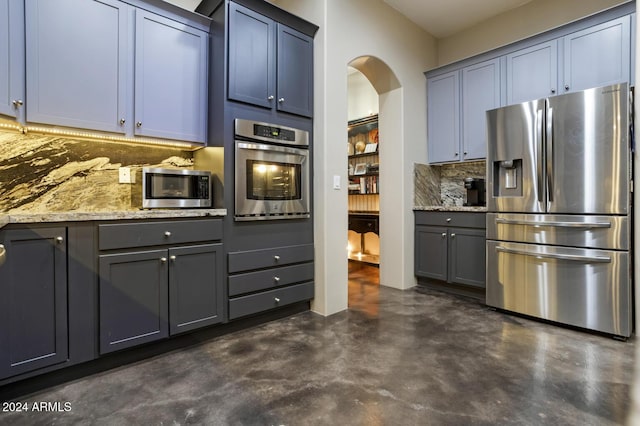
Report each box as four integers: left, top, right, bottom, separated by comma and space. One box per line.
446, 217, 452, 223
170, 255, 176, 261
160, 257, 167, 263
274, 276, 280, 282
56, 236, 64, 243
274, 255, 280, 262
274, 297, 281, 303
164, 231, 171, 237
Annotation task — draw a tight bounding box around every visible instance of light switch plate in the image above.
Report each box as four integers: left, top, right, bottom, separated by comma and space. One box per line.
333, 175, 341, 190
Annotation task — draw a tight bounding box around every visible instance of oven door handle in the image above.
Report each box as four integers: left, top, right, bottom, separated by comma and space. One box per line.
236, 141, 308, 156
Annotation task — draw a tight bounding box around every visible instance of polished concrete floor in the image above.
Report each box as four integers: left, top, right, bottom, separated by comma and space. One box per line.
0, 264, 636, 425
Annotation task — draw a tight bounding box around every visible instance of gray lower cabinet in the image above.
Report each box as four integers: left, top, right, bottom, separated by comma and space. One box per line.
98, 219, 224, 354
0, 227, 68, 380
415, 211, 486, 289
227, 244, 314, 320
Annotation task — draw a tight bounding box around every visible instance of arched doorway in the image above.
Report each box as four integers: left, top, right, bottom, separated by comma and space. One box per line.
346, 56, 402, 301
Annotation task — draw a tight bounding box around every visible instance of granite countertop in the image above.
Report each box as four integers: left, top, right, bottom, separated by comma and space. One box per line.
0, 209, 227, 229
414, 205, 487, 212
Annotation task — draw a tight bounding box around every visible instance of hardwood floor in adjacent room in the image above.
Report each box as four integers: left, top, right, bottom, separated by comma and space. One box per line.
348, 261, 379, 317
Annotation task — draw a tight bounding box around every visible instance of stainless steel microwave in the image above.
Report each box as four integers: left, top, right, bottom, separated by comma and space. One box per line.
132, 167, 212, 209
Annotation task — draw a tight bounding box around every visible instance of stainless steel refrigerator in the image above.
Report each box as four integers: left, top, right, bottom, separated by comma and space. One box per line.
485, 83, 632, 338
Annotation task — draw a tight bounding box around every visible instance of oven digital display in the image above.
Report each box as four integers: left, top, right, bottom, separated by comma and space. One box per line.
246, 160, 301, 200
253, 124, 296, 142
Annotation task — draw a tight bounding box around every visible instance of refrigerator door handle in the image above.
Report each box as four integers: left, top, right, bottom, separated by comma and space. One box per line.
494, 218, 612, 228
495, 246, 611, 263
535, 109, 545, 203
546, 106, 554, 205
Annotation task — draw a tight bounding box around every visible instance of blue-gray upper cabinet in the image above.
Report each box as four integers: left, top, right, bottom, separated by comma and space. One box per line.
134, 10, 208, 143
228, 3, 275, 109
276, 24, 313, 117
0, 227, 68, 380
563, 15, 630, 93
427, 58, 499, 163
0, 0, 25, 122
506, 40, 558, 105
228, 2, 313, 118
25, 0, 129, 134
427, 70, 459, 163
461, 58, 501, 161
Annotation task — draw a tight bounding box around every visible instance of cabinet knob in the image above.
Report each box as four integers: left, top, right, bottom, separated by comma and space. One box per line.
268, 95, 274, 100
274, 276, 281, 282
278, 98, 285, 103
446, 218, 452, 223
12, 99, 23, 108
463, 151, 468, 155
565, 85, 570, 91
0, 244, 5, 267
274, 255, 280, 262
164, 231, 171, 237
119, 118, 126, 125
274, 297, 281, 303
441, 232, 446, 238
56, 236, 64, 243
454, 152, 459, 157
170, 255, 176, 261
551, 88, 556, 94
160, 257, 167, 263
451, 233, 456, 238
136, 121, 142, 128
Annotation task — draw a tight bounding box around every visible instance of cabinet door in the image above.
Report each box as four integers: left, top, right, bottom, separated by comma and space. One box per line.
506, 40, 557, 105
448, 228, 486, 288
99, 249, 169, 354
169, 244, 223, 335
563, 16, 630, 93
427, 71, 459, 163
0, 0, 24, 121
414, 225, 448, 281
134, 10, 208, 143
462, 58, 500, 161
228, 2, 275, 109
277, 24, 313, 117
0, 228, 68, 380
25, 0, 129, 133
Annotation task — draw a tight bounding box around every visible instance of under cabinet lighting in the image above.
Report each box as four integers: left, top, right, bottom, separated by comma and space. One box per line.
0, 122, 22, 132
24, 126, 201, 150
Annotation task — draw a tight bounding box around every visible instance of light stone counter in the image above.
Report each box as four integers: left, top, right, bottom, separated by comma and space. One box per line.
414, 205, 487, 212
0, 209, 226, 229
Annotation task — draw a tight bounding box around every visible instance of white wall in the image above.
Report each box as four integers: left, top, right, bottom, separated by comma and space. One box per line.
274, 0, 437, 315
348, 69, 378, 121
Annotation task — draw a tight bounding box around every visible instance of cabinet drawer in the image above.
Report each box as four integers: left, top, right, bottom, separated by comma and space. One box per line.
228, 262, 314, 296
228, 244, 314, 273
99, 219, 222, 250
415, 211, 486, 228
229, 282, 314, 319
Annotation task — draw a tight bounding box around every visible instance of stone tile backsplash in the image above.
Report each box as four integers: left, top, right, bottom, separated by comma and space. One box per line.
415, 161, 486, 207
0, 130, 194, 213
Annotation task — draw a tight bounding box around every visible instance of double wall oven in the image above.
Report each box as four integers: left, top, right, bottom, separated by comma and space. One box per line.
234, 119, 310, 221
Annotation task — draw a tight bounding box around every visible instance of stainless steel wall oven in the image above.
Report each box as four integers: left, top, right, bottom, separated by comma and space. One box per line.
234, 119, 310, 221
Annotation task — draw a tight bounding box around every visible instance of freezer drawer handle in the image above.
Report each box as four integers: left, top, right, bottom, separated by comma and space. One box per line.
495, 246, 611, 263
494, 218, 611, 229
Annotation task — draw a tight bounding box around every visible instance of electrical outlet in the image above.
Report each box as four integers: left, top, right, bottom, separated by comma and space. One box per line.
119, 167, 132, 184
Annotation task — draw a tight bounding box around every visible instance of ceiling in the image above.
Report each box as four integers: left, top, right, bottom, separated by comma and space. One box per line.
168, 0, 534, 39
382, 0, 534, 38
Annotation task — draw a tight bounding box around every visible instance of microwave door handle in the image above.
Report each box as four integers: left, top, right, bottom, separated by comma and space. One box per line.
535, 108, 544, 203
546, 106, 554, 207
